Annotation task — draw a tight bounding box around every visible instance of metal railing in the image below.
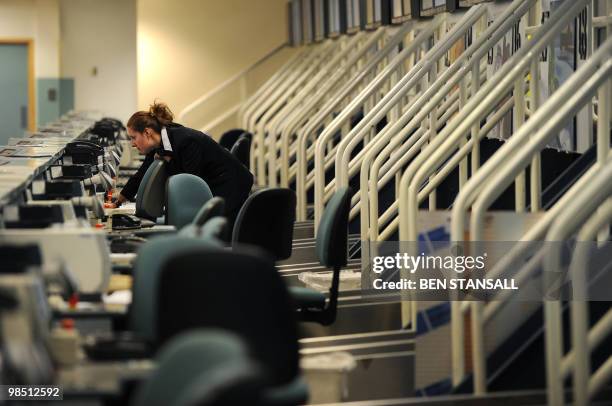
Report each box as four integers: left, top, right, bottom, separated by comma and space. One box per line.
449, 15, 611, 399
360, 0, 536, 243
178, 42, 291, 132
305, 17, 441, 220
322, 6, 488, 229
206, 1, 611, 403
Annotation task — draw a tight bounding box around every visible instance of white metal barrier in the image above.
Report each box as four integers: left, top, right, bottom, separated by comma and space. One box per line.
361, 0, 536, 243
450, 24, 611, 400
201, 0, 610, 403
323, 5, 488, 230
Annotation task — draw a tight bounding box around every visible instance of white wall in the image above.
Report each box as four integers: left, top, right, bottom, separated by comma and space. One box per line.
59, 0, 137, 122
0, 0, 60, 77
137, 0, 289, 119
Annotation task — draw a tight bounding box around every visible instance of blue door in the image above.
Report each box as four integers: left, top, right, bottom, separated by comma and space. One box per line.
0, 44, 29, 145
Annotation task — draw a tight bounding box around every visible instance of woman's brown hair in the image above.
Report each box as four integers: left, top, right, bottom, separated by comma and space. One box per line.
127, 101, 174, 133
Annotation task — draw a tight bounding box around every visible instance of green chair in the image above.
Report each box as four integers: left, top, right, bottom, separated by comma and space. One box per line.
292, 187, 351, 325
130, 236, 219, 344
130, 236, 306, 404
231, 187, 351, 326
192, 197, 225, 227
232, 188, 296, 260
166, 174, 213, 230
134, 160, 168, 221
131, 329, 267, 406
178, 216, 228, 245
200, 216, 229, 243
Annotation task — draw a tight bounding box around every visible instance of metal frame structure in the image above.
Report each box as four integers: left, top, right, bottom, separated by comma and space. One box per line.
449, 21, 611, 400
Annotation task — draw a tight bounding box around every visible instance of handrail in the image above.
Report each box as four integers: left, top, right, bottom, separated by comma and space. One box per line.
543, 156, 612, 406
265, 31, 372, 187
247, 43, 331, 174
566, 200, 612, 406
401, 0, 587, 244
178, 42, 289, 122
276, 26, 387, 187
476, 149, 612, 322
363, 0, 537, 242
451, 32, 611, 398
250, 40, 338, 184
280, 21, 418, 217
392, 0, 590, 391
253, 34, 361, 185
335, 5, 483, 188
240, 46, 311, 130
247, 48, 316, 172
287, 22, 415, 193
306, 19, 441, 221
365, 63, 489, 240
328, 5, 487, 230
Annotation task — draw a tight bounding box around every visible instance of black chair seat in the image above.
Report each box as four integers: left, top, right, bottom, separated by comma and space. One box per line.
288, 287, 326, 309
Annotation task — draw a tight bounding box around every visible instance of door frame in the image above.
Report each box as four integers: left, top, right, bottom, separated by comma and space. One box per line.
0, 38, 35, 132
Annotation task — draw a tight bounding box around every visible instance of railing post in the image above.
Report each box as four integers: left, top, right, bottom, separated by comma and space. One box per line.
513, 76, 526, 212
529, 55, 542, 211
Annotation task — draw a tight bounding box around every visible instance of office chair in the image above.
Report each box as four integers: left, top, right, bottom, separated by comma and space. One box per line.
200, 217, 229, 243
131, 329, 267, 406
192, 197, 225, 227
299, 187, 351, 325
109, 160, 170, 241
166, 174, 213, 230
130, 236, 307, 404
232, 187, 351, 325
219, 129, 247, 150
232, 188, 296, 260
134, 160, 168, 222
179, 217, 228, 243
231, 135, 251, 170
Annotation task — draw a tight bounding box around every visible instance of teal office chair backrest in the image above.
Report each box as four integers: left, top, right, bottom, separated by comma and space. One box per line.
167, 174, 213, 230
135, 160, 168, 220
131, 236, 305, 403
192, 197, 225, 227
130, 236, 219, 342
131, 329, 266, 406
200, 216, 229, 243
316, 187, 351, 268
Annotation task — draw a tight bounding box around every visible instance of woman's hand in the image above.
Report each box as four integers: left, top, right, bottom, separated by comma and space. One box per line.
105, 194, 127, 209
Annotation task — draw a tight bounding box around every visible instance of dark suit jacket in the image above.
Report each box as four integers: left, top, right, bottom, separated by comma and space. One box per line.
122, 123, 253, 217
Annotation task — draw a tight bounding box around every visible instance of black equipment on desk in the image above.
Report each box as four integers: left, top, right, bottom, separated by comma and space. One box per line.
110, 235, 147, 253
2, 205, 64, 228
64, 141, 104, 165
134, 160, 168, 221
112, 214, 142, 230
55, 164, 93, 179
31, 179, 84, 200
0, 245, 42, 273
